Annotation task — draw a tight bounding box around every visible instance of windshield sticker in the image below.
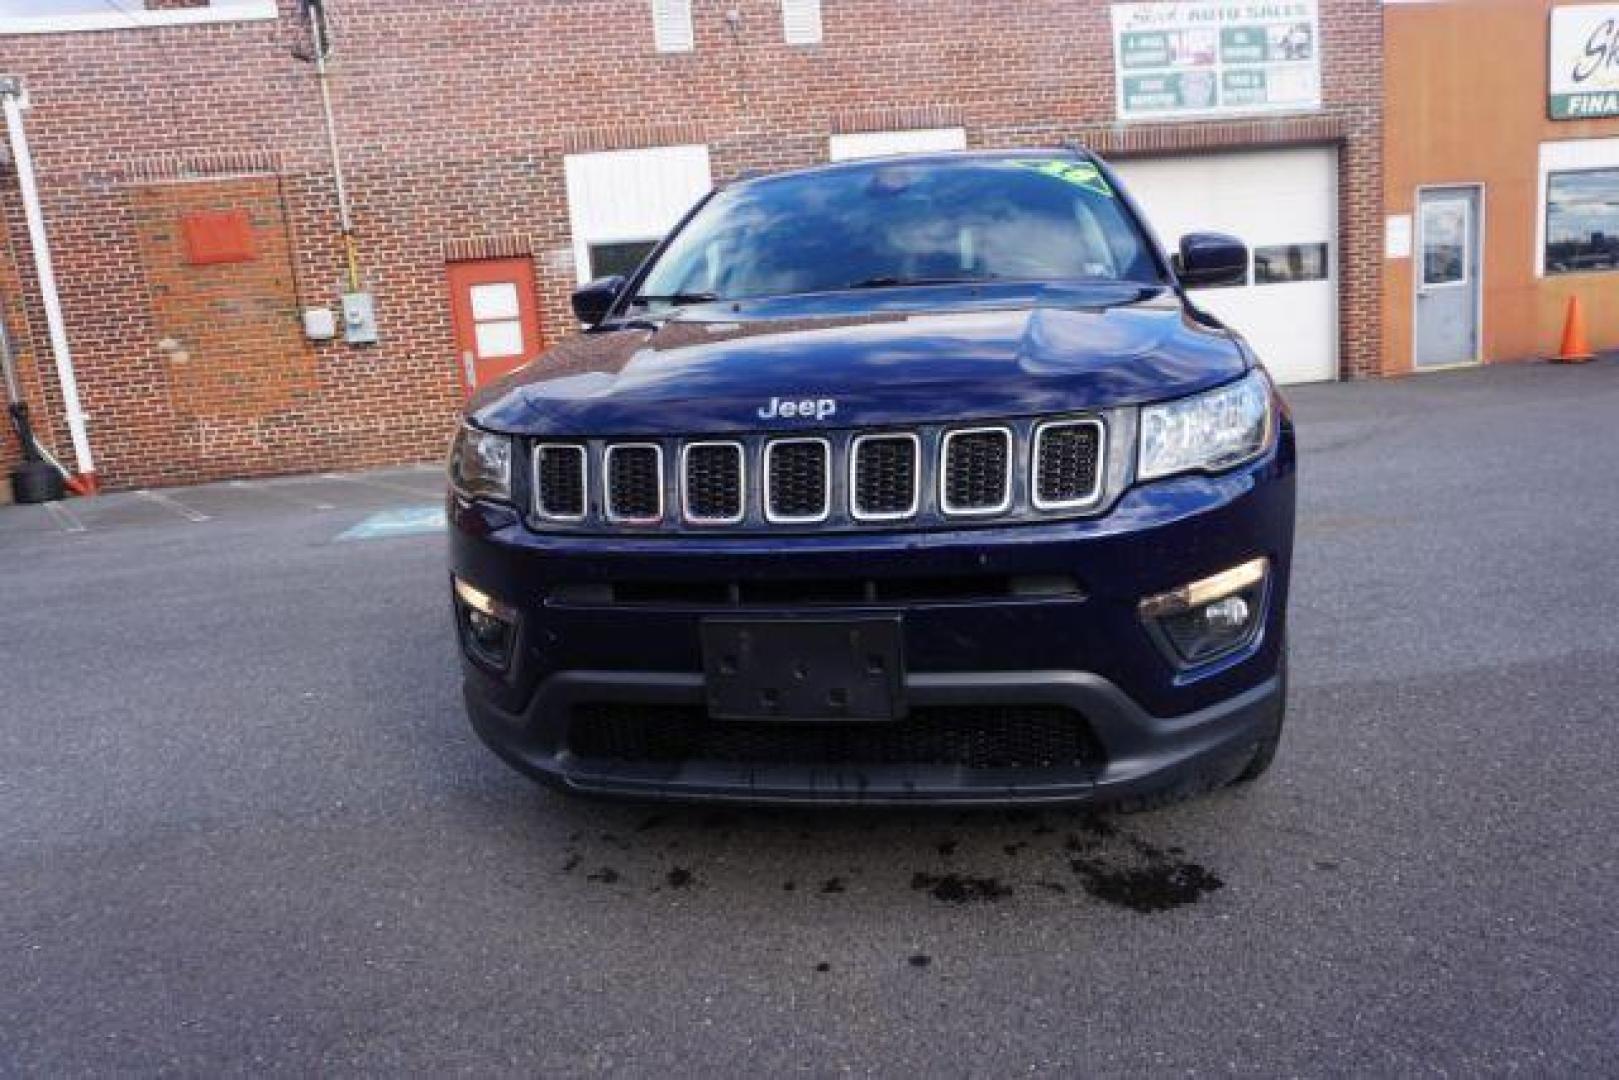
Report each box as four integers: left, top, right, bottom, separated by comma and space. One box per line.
1011, 159, 1114, 198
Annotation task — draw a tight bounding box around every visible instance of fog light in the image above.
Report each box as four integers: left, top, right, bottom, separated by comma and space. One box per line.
453, 576, 517, 670
1203, 595, 1250, 632
1140, 558, 1268, 666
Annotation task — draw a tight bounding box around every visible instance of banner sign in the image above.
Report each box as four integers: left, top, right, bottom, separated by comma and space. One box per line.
1550, 6, 1619, 120
1111, 2, 1321, 122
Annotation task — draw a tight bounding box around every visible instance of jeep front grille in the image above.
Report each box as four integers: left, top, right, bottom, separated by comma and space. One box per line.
851, 433, 919, 520
764, 438, 830, 522
940, 427, 1012, 515
683, 441, 745, 524
534, 444, 586, 521
532, 414, 1111, 533
1033, 419, 1103, 509
604, 444, 662, 524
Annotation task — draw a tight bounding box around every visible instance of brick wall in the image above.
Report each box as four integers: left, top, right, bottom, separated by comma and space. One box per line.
0, 0, 1384, 489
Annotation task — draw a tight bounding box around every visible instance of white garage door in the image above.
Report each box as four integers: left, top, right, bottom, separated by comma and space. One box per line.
1113, 147, 1338, 384
564, 144, 713, 283
829, 127, 967, 162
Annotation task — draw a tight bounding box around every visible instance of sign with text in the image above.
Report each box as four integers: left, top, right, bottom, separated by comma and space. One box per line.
1111, 2, 1321, 122
1550, 6, 1619, 119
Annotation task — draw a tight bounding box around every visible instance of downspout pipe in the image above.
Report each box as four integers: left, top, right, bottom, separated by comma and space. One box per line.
1, 78, 96, 493
305, 0, 361, 293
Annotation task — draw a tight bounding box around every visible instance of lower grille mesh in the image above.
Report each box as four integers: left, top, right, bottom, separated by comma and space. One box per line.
568, 704, 1105, 771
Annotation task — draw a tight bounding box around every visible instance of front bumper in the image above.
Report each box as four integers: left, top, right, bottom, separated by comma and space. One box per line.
465, 667, 1282, 806
451, 438, 1294, 806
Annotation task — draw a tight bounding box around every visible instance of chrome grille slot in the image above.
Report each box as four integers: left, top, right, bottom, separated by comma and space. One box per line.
764, 438, 831, 523
1032, 419, 1103, 509
604, 443, 663, 524
683, 441, 745, 523
851, 433, 919, 520
940, 427, 1012, 515
534, 443, 586, 521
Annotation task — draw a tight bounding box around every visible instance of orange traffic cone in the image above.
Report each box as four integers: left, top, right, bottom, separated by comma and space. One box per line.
1551, 295, 1595, 364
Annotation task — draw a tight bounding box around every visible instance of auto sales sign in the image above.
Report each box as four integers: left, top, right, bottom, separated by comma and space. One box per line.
1112, 2, 1321, 122
1551, 6, 1619, 119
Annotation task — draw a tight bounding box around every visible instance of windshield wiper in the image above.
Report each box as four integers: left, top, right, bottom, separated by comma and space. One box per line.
628, 291, 721, 307
843, 275, 999, 290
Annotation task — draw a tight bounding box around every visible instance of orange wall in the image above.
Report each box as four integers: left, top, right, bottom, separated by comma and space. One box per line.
1385, 0, 1619, 371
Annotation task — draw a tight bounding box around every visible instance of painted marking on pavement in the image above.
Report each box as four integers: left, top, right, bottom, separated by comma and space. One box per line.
323, 472, 441, 499
41, 500, 87, 533
137, 488, 211, 523
231, 479, 337, 511
337, 505, 446, 542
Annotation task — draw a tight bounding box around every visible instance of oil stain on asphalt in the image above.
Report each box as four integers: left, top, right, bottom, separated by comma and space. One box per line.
552, 809, 1222, 915
910, 872, 1012, 904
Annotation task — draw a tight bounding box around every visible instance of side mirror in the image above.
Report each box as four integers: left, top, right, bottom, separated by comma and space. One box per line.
1177, 233, 1249, 288
571, 275, 625, 326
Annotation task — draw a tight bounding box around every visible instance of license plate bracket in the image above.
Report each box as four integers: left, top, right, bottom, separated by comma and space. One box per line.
700, 617, 905, 721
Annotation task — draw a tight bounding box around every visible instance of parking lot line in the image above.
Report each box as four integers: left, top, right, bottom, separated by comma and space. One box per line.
232, 479, 337, 511
41, 500, 87, 533
136, 489, 211, 523
322, 472, 442, 499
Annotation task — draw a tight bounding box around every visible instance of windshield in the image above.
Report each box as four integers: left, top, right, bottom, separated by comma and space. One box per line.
631, 156, 1163, 307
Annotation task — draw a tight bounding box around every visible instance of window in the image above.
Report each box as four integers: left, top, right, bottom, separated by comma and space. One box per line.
588, 241, 659, 281
564, 144, 713, 283
829, 127, 967, 162
1420, 197, 1468, 287
634, 156, 1164, 306
0, 0, 275, 34
782, 0, 822, 45
1537, 137, 1619, 277
1545, 169, 1619, 275
468, 283, 525, 358
650, 0, 693, 53
1254, 243, 1329, 285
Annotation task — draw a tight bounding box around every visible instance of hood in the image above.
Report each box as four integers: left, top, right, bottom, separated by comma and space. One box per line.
468, 283, 1249, 436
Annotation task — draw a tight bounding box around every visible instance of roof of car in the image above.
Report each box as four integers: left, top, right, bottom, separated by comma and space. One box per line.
730, 147, 1093, 188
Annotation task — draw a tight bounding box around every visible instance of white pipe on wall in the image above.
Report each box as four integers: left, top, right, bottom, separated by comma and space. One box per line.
1, 83, 96, 485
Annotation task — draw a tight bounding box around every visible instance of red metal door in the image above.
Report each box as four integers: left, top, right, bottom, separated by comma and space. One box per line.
447, 258, 543, 394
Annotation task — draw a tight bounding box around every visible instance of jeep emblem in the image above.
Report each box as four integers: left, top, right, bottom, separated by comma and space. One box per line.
758, 396, 837, 421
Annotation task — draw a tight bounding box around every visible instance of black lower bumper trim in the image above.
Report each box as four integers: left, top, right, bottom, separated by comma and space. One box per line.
464, 668, 1283, 807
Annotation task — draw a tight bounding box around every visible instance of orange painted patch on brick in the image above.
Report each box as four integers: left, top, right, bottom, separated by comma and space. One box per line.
181, 210, 257, 266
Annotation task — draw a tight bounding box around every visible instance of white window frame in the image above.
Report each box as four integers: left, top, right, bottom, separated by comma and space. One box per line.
828, 127, 968, 162
0, 0, 278, 35
650, 0, 694, 53
782, 0, 822, 46
1536, 137, 1619, 278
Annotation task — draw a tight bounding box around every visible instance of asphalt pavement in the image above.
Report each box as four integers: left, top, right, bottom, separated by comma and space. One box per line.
3, 361, 1617, 1075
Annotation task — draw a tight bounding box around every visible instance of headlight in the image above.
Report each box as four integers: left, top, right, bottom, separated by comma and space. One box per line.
448, 422, 513, 503
1138, 370, 1273, 482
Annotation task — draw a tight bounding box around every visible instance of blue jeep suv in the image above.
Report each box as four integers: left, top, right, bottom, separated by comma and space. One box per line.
448, 149, 1295, 808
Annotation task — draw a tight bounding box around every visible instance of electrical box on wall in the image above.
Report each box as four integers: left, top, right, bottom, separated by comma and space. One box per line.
302, 307, 337, 341
341, 291, 378, 345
